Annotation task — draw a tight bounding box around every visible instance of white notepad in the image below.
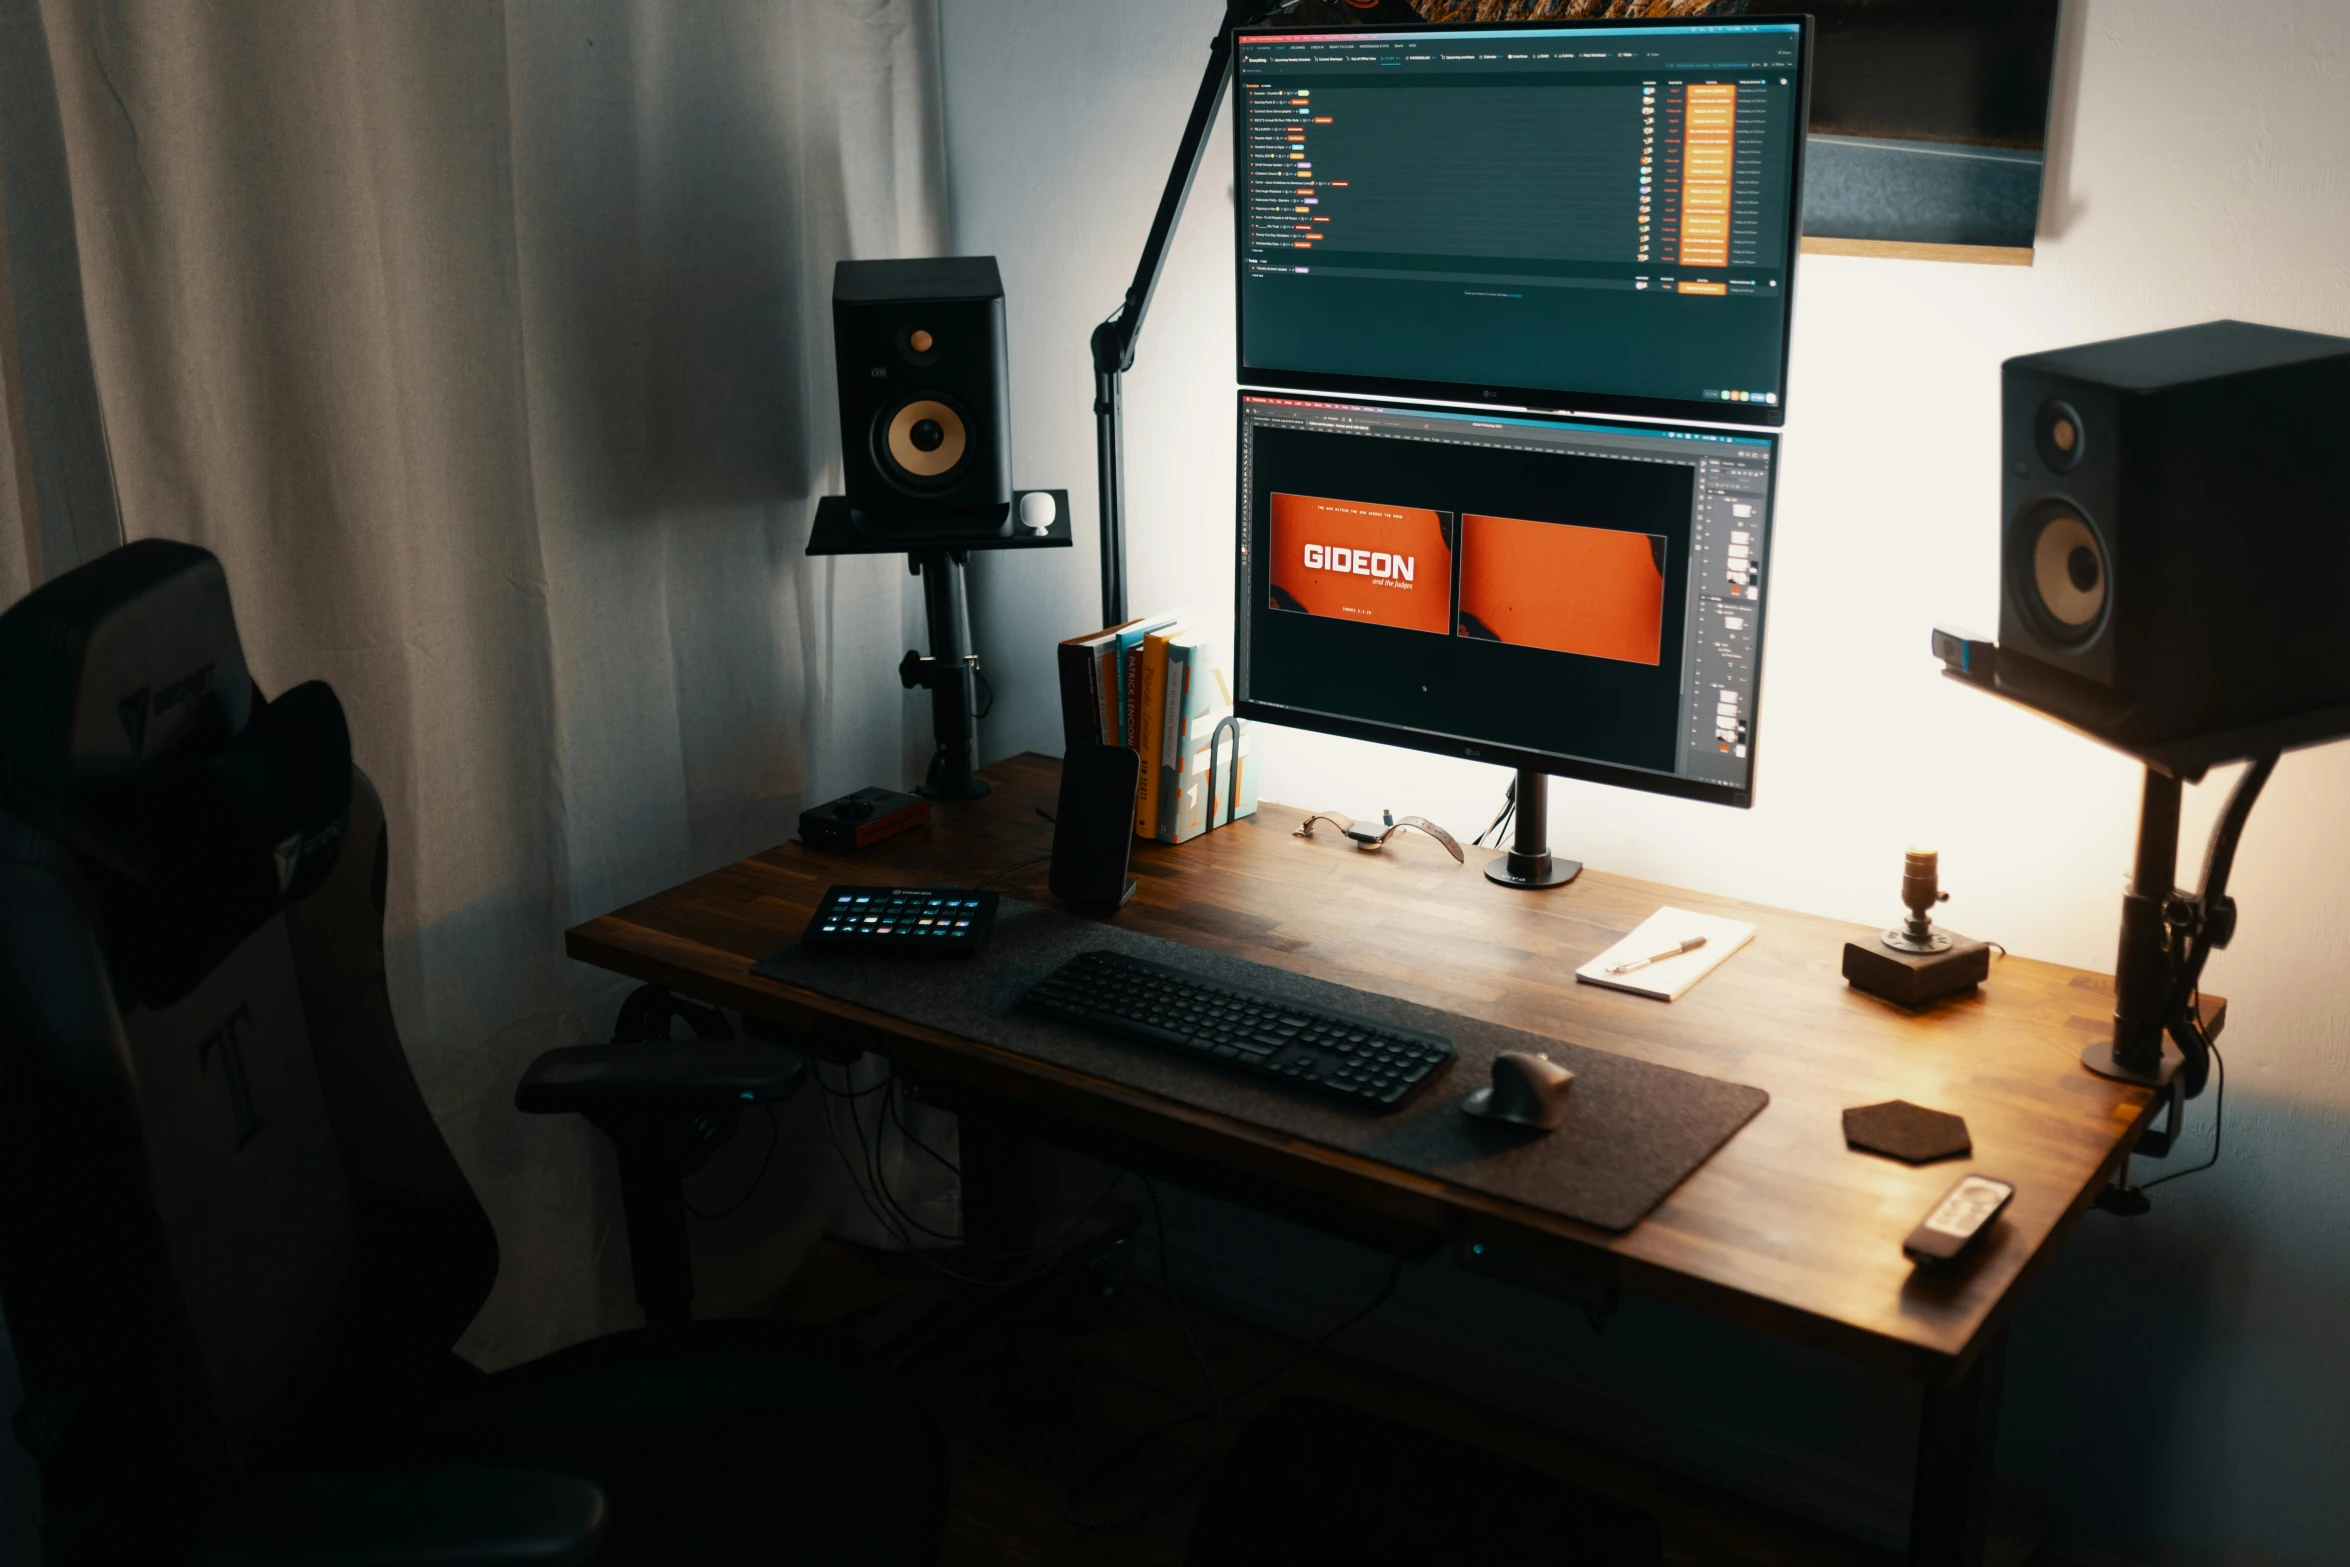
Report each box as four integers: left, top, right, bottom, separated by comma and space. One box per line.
1575, 906, 1756, 1001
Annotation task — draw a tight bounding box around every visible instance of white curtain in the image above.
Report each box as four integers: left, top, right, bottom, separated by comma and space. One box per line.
23, 0, 953, 1368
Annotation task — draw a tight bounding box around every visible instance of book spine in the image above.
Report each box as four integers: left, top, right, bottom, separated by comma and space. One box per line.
1124, 643, 1145, 749
1156, 644, 1194, 841
1133, 633, 1173, 834
1056, 642, 1100, 754
1093, 643, 1120, 743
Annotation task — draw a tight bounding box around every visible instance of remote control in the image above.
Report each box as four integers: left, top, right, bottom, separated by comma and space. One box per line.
801, 886, 998, 958
1902, 1174, 2014, 1269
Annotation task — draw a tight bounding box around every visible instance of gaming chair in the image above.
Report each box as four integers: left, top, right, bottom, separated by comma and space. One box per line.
0, 540, 946, 1564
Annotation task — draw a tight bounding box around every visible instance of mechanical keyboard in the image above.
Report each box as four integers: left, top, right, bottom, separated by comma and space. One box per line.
1017, 949, 1454, 1111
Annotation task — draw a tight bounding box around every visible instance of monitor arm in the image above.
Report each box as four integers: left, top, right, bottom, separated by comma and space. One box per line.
1090, 0, 1306, 625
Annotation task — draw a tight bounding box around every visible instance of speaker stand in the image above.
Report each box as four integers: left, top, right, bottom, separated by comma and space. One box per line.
1485, 769, 1580, 890
900, 548, 989, 800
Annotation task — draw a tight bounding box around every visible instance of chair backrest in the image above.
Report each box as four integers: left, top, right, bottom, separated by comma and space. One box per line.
0, 542, 496, 1558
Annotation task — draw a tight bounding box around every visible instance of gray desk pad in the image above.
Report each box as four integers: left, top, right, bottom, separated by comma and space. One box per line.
754, 900, 1768, 1233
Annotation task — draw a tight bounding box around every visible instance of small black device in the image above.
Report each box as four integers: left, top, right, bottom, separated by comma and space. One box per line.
1994, 319, 2350, 753
1842, 849, 1991, 1007
801, 886, 998, 958
797, 786, 930, 851
1050, 743, 1141, 911
1017, 949, 1454, 1111
1901, 1174, 2015, 1270
833, 257, 1013, 524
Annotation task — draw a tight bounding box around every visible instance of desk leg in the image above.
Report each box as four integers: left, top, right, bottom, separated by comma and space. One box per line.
956, 1112, 1033, 1280
1909, 1327, 2008, 1567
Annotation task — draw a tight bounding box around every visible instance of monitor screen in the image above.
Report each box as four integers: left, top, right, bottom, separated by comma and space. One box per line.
1233, 18, 1810, 426
1233, 394, 1777, 806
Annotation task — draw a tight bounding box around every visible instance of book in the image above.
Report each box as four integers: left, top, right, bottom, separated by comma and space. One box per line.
1154, 632, 1205, 839
1124, 643, 1145, 748
1574, 907, 1756, 1001
1132, 625, 1185, 834
1091, 636, 1122, 742
1056, 627, 1120, 752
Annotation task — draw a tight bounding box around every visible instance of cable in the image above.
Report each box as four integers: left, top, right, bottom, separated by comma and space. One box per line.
1059, 1179, 1224, 1531
811, 1062, 1137, 1290
973, 853, 1050, 892
2141, 992, 2226, 1192
1060, 1180, 1404, 1531
681, 1104, 778, 1222
1210, 1252, 1403, 1411
886, 1077, 961, 1177
1472, 779, 1516, 849
835, 1061, 963, 1244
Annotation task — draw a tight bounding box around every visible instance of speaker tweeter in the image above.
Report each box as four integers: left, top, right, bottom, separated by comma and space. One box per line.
2033, 398, 2085, 473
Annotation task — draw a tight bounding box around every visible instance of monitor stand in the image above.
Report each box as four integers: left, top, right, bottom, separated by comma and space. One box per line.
1485, 769, 1580, 890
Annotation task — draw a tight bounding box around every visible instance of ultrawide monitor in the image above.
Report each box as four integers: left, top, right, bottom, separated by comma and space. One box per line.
1234, 17, 1810, 426
1233, 394, 1778, 806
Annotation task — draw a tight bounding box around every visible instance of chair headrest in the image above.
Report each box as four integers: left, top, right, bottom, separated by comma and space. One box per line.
0, 539, 254, 800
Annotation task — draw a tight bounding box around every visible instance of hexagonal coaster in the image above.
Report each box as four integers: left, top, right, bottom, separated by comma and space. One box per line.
1843, 1099, 1971, 1164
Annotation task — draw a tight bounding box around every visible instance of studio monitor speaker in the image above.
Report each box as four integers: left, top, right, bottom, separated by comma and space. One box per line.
1998, 319, 2350, 751
833, 257, 1012, 522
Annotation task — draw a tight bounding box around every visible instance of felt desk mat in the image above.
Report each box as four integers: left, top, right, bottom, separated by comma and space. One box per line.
754, 900, 1768, 1233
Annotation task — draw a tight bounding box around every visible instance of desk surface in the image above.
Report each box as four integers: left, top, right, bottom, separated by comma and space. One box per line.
568, 753, 2178, 1384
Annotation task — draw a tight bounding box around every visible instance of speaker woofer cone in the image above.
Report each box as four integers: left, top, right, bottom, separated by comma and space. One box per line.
878, 396, 968, 486
2019, 500, 2108, 643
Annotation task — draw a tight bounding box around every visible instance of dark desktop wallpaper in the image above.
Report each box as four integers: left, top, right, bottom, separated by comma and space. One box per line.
1265, 0, 2062, 248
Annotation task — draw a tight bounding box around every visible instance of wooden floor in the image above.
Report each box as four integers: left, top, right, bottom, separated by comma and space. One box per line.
781, 1237, 1899, 1567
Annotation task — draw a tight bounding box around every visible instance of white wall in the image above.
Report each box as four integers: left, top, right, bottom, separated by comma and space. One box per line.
943, 3, 2350, 1561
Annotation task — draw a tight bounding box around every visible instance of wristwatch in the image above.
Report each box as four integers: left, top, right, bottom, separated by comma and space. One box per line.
1294, 810, 1464, 864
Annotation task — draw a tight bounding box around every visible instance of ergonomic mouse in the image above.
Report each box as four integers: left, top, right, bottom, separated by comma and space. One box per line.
1462, 1050, 1575, 1131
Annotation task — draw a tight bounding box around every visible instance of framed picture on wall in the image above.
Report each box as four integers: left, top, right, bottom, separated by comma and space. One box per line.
1390, 0, 2064, 265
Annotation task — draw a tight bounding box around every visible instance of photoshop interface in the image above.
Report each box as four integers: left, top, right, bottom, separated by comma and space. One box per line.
1237, 24, 1802, 413
1237, 396, 1774, 797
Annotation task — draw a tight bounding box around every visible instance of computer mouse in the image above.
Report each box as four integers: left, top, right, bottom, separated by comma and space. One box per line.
1462, 1050, 1575, 1131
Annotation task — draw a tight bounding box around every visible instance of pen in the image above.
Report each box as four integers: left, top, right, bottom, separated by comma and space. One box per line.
1607, 935, 1707, 974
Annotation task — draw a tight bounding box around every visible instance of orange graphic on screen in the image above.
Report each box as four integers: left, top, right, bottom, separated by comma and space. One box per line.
1268, 493, 1453, 637
1457, 514, 1666, 665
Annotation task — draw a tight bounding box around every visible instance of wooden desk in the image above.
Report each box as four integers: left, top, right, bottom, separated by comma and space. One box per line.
567, 753, 2189, 1567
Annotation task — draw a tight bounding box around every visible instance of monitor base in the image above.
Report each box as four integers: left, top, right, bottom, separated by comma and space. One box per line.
1484, 769, 1579, 891
1486, 853, 1580, 890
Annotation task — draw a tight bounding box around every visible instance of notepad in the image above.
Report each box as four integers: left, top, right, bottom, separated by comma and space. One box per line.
1575, 907, 1757, 1001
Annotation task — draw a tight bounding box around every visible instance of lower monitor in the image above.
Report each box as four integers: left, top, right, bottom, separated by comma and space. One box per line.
1234, 393, 1777, 808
